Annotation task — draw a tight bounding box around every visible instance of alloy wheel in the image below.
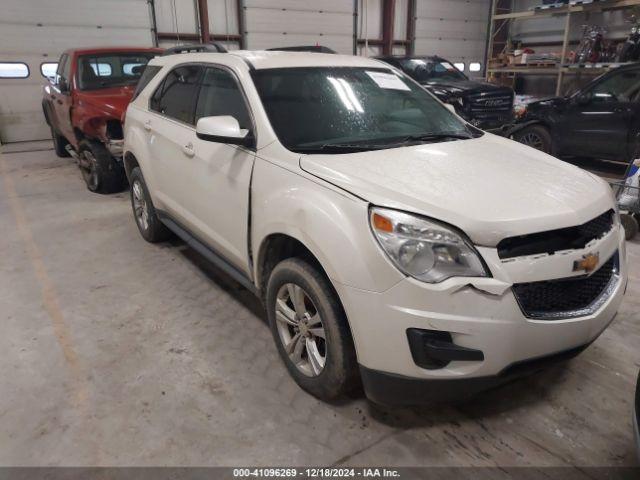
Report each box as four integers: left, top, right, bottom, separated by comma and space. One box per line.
520, 132, 545, 151
132, 180, 149, 231
80, 150, 99, 191
275, 283, 327, 377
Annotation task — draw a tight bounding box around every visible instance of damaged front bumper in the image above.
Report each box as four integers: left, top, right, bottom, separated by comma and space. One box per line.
334, 225, 627, 405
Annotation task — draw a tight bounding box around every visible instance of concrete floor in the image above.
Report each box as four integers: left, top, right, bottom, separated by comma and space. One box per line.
0, 144, 639, 468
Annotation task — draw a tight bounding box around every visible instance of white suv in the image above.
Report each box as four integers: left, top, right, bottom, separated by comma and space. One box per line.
123, 50, 627, 405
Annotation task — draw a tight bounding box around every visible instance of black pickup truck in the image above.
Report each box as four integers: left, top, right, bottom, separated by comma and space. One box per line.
376, 55, 515, 131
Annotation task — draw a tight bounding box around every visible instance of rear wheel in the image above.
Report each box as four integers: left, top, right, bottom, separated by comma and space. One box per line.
78, 140, 125, 194
266, 258, 358, 401
51, 127, 70, 158
513, 125, 553, 154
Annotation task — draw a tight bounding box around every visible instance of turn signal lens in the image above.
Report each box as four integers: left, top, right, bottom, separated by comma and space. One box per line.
372, 212, 393, 232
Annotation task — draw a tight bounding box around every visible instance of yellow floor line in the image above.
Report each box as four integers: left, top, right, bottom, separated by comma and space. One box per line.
0, 153, 88, 408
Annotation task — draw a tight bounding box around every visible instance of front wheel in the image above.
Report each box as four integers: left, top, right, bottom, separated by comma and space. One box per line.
513, 125, 553, 154
78, 140, 125, 194
266, 258, 358, 401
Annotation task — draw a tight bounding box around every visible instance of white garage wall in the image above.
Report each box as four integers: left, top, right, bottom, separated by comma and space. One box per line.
154, 0, 199, 35
244, 0, 356, 54
1, 0, 495, 142
209, 0, 241, 50
0, 0, 154, 143
414, 0, 490, 74
357, 0, 382, 56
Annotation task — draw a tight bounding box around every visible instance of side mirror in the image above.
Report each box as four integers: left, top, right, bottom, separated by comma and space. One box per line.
444, 103, 457, 114
196, 115, 254, 148
576, 92, 592, 106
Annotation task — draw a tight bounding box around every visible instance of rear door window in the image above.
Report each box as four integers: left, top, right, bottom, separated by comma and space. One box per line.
132, 65, 162, 101
150, 65, 202, 124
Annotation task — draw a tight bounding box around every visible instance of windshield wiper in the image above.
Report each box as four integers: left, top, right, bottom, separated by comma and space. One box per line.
293, 132, 475, 153
397, 132, 473, 144
294, 143, 388, 153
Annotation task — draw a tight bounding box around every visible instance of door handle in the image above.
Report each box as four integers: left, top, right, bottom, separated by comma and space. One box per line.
182, 142, 195, 157
143, 120, 152, 131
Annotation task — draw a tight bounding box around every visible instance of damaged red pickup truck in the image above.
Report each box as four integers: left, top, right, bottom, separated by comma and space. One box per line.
42, 47, 162, 193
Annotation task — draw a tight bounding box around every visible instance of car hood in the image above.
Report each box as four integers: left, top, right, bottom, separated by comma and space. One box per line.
299, 134, 613, 246
75, 86, 136, 119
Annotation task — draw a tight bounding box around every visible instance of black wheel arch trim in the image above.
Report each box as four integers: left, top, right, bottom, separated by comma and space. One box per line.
506, 120, 547, 137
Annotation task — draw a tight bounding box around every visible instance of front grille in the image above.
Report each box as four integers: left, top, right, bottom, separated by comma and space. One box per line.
498, 209, 615, 259
466, 91, 514, 115
512, 252, 619, 320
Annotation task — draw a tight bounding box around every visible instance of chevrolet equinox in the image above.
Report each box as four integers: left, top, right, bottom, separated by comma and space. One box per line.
123, 50, 627, 405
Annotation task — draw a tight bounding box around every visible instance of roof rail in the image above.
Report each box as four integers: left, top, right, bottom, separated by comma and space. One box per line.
161, 43, 227, 56
266, 45, 336, 54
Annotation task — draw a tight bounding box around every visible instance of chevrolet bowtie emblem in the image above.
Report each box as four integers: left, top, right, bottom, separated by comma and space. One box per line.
573, 253, 599, 273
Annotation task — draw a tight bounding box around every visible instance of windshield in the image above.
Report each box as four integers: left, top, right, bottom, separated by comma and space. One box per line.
398, 58, 467, 83
252, 67, 476, 153
77, 53, 156, 90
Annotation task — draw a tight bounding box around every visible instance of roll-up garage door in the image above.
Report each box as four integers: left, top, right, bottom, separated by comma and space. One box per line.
414, 0, 490, 75
0, 0, 154, 143
244, 0, 355, 55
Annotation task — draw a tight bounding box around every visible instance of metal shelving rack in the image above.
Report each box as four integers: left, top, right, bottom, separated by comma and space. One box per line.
486, 0, 640, 95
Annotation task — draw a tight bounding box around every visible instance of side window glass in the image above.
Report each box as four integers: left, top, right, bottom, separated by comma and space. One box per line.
195, 67, 251, 129
56, 54, 68, 84
62, 55, 71, 83
150, 65, 202, 124
592, 69, 640, 103
150, 76, 166, 112
133, 65, 162, 101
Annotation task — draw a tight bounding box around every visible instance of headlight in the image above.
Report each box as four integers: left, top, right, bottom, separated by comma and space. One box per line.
514, 104, 527, 118
369, 207, 488, 283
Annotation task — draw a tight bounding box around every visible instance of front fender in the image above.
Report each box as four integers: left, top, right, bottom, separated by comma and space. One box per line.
251, 158, 404, 294
505, 119, 542, 137
123, 105, 161, 204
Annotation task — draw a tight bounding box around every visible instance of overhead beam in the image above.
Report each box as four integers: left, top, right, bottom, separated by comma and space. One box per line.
357, 39, 408, 47
157, 32, 241, 42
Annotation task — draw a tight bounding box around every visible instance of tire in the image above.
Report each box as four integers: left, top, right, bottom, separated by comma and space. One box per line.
129, 166, 172, 243
78, 139, 125, 194
621, 213, 639, 241
619, 41, 634, 62
513, 125, 553, 154
266, 258, 358, 401
51, 126, 70, 158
